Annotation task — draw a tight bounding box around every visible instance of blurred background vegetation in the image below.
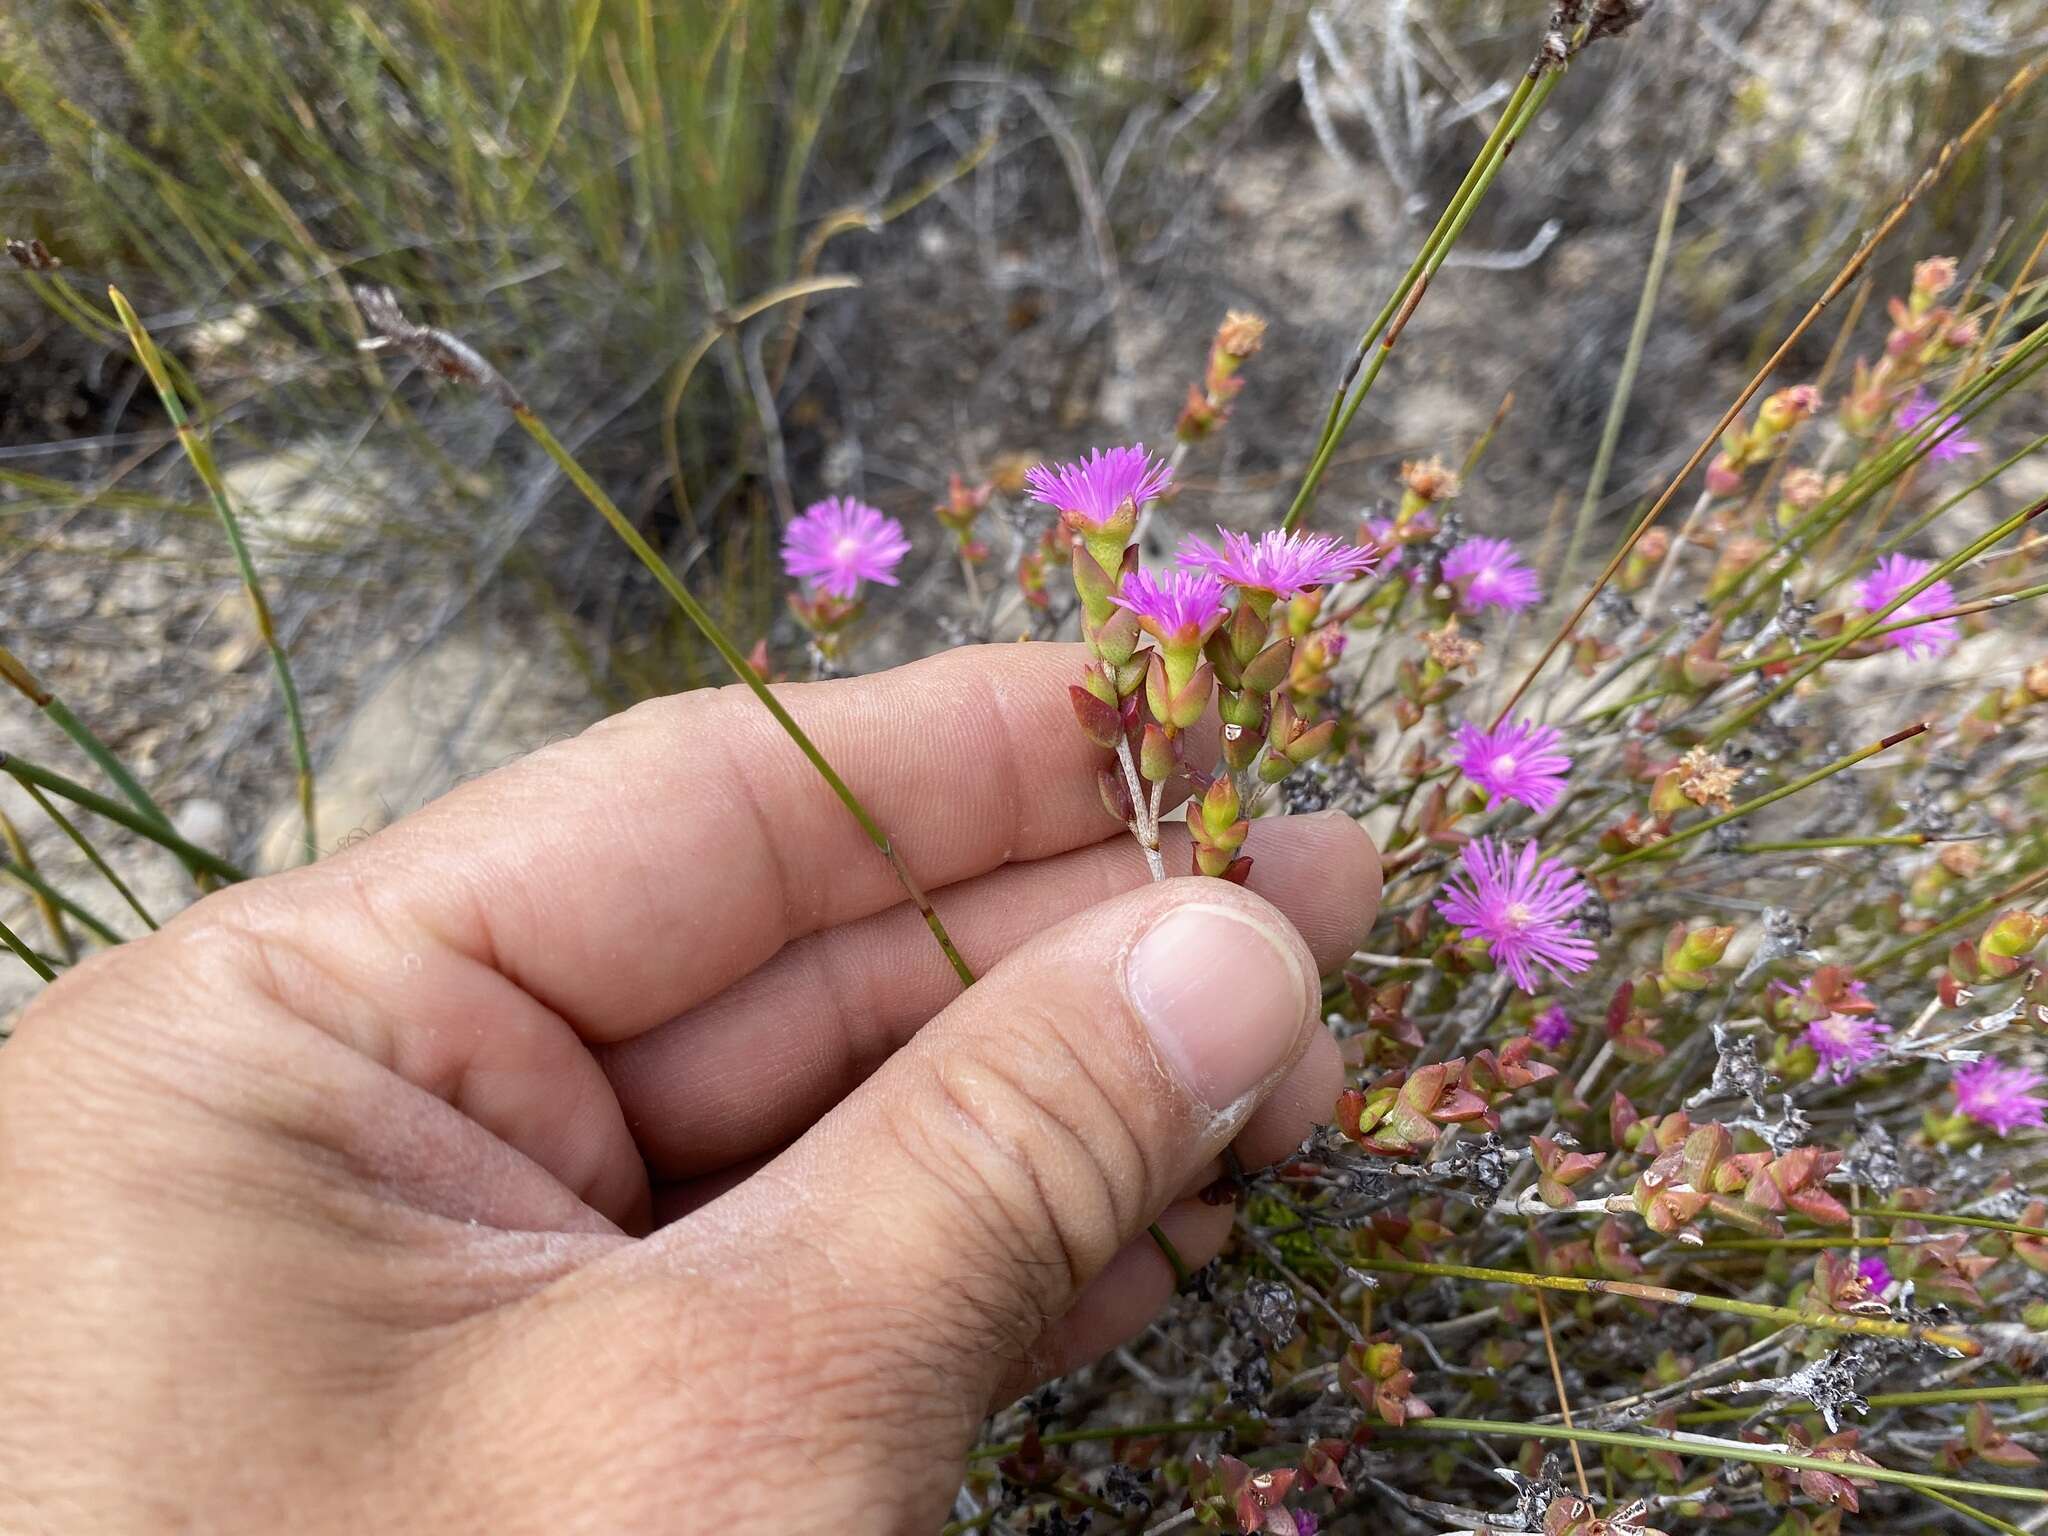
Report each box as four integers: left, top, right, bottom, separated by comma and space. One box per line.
1, 0, 2044, 894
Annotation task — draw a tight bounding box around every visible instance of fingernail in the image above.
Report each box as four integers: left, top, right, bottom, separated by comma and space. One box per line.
1124, 901, 1312, 1112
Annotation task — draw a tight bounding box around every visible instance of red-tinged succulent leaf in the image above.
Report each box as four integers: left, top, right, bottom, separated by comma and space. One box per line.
1595, 1216, 1644, 1279
1610, 1091, 1641, 1149
1301, 1439, 1350, 1494
1784, 1185, 1851, 1226
1433, 1086, 1493, 1124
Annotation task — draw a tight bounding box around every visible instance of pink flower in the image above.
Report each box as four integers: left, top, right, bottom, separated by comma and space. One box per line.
1453, 718, 1572, 812
1111, 568, 1230, 647
1951, 1059, 2048, 1136
781, 496, 911, 599
1854, 553, 1958, 660
1857, 1255, 1893, 1295
1442, 538, 1541, 614
1894, 388, 1983, 463
1176, 527, 1380, 597
1025, 445, 1173, 528
1530, 1004, 1574, 1050
1805, 1012, 1890, 1083
1435, 837, 1598, 994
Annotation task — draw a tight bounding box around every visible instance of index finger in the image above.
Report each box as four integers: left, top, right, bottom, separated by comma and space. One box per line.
334, 642, 1148, 1039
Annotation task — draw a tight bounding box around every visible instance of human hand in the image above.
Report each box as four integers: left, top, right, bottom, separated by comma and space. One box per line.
0, 643, 1378, 1533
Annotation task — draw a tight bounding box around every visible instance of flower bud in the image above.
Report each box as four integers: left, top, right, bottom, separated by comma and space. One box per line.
1398, 456, 1461, 522
1663, 923, 1732, 989
1756, 384, 1821, 437
1912, 255, 1958, 311
1980, 910, 2048, 976
1201, 773, 1241, 840
1704, 453, 1745, 499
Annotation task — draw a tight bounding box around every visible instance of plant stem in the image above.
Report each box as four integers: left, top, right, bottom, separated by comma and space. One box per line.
1562, 159, 1685, 581
1405, 1417, 2048, 1505
1115, 736, 1166, 882
1352, 1256, 1980, 1355
0, 754, 247, 883
0, 810, 71, 962
0, 914, 57, 982
1680, 1383, 2048, 1424
513, 407, 977, 989
0, 644, 195, 882
1584, 722, 1928, 877
1859, 1207, 2048, 1241
0, 859, 122, 946
19, 780, 159, 931
1284, 63, 1559, 530
107, 288, 316, 862
1919, 1487, 2030, 1536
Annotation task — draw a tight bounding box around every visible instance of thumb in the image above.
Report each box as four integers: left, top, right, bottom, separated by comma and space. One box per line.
761, 874, 1323, 1410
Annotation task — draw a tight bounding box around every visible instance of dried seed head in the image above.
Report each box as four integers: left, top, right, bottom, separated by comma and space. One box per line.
1215, 310, 1268, 360
1677, 744, 1742, 811
1424, 615, 1484, 671
1400, 455, 1462, 505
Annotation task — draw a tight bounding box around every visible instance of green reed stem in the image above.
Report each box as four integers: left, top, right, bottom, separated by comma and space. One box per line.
1353, 1256, 1980, 1354
1408, 1417, 2047, 1504
1305, 69, 1537, 464
513, 408, 975, 985
108, 288, 316, 863
1285, 64, 1558, 530
1857, 864, 2048, 976
0, 859, 122, 947
1732, 835, 1927, 853
0, 913, 57, 982
19, 780, 159, 931
1920, 1487, 2031, 1536
0, 642, 196, 879
1681, 1383, 2048, 1425
1562, 160, 1685, 580
0, 809, 71, 962
1860, 1207, 2048, 1241
0, 754, 246, 883
1585, 723, 1928, 877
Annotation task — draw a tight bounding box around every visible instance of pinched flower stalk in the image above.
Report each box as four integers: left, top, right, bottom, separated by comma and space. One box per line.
1042, 445, 1377, 882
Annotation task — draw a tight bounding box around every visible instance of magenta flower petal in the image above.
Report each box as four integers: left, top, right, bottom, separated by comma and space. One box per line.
1857, 1255, 1893, 1295
1025, 445, 1174, 528
781, 496, 911, 599
1530, 1004, 1574, 1050
1110, 568, 1230, 646
1853, 553, 1958, 660
1435, 837, 1597, 994
1442, 538, 1541, 614
1176, 526, 1380, 597
1951, 1059, 2048, 1137
1454, 717, 1572, 812
1895, 388, 1982, 464
1804, 1012, 1890, 1083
